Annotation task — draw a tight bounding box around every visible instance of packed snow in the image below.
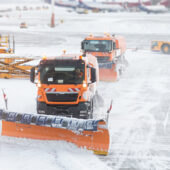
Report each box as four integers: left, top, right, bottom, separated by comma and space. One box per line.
0, 0, 170, 169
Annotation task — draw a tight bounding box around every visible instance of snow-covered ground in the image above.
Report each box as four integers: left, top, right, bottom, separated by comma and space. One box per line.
0, 1, 170, 170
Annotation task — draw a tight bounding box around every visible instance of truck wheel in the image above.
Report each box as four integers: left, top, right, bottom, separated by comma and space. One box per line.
161, 44, 170, 54
119, 68, 123, 76
37, 101, 47, 114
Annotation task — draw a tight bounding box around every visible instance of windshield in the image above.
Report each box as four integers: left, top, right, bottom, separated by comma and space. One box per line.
83, 40, 112, 52
40, 60, 85, 84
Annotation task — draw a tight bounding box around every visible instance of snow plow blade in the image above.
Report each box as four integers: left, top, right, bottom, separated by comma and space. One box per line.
99, 62, 117, 81
0, 110, 109, 155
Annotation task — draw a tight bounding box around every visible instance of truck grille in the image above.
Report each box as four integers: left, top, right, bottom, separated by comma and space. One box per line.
96, 56, 110, 63
99, 61, 114, 69
46, 93, 78, 102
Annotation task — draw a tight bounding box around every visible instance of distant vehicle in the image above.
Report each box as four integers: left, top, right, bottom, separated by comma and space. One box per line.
81, 34, 127, 81
43, 6, 49, 10
78, 0, 124, 12
102, 0, 151, 11
151, 41, 170, 54
45, 0, 78, 9
45, 0, 123, 12
20, 22, 27, 29
0, 35, 15, 54
36, 6, 41, 10
23, 6, 28, 11
29, 7, 34, 10
16, 6, 21, 11
160, 0, 170, 8
75, 7, 88, 14
138, 4, 169, 13
0, 7, 12, 13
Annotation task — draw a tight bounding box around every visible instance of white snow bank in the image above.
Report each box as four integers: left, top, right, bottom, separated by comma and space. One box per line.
0, 137, 111, 170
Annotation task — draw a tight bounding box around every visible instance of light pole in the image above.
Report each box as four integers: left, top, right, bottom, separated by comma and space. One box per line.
51, 0, 55, 27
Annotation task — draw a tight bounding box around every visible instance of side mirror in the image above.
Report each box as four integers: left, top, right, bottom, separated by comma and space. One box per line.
91, 68, 96, 83
113, 42, 116, 49
30, 67, 35, 83
81, 41, 85, 50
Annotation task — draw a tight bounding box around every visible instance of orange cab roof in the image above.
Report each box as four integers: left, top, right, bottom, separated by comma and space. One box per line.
42, 54, 85, 61
85, 34, 115, 41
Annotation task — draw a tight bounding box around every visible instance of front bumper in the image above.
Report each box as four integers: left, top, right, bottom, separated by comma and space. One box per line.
37, 101, 90, 119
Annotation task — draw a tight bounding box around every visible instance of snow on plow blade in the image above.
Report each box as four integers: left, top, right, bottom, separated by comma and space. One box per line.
0, 110, 109, 155
99, 62, 117, 81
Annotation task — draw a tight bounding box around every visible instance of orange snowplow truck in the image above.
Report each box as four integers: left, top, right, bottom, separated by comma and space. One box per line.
81, 34, 126, 81
30, 54, 99, 119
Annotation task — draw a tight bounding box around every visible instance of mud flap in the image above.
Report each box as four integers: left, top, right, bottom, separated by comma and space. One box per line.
0, 110, 110, 155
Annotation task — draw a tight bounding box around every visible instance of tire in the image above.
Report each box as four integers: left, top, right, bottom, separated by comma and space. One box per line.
37, 101, 47, 114
161, 44, 170, 54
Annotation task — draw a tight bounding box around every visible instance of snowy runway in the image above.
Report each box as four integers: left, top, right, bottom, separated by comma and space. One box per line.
0, 2, 170, 169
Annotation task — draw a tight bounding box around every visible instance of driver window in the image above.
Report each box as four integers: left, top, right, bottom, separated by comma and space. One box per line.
113, 42, 116, 49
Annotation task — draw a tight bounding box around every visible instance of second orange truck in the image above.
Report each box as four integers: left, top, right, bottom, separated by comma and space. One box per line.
81, 33, 127, 81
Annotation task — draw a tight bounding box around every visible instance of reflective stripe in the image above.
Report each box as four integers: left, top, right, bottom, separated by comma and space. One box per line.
45, 88, 79, 93
45, 88, 56, 93
51, 88, 56, 92
68, 88, 74, 92
0, 120, 2, 135
68, 88, 80, 92
75, 88, 80, 92
45, 88, 50, 92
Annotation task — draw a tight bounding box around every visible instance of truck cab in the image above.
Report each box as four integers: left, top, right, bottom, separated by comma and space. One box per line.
30, 54, 99, 119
